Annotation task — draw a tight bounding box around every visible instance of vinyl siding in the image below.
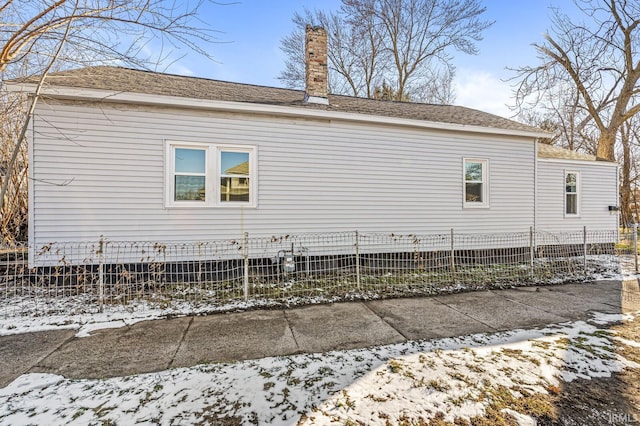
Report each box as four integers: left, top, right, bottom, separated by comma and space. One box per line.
31, 101, 537, 247
535, 159, 618, 232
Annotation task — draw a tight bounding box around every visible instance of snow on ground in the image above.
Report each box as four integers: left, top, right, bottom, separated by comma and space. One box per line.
0, 254, 638, 424
1, 254, 634, 338
0, 295, 340, 337
1, 312, 638, 425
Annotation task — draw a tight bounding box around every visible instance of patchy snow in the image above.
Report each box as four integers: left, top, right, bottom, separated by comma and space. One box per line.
0, 295, 347, 337
74, 317, 156, 338
619, 254, 640, 280
1, 254, 638, 423
614, 336, 640, 348
1, 312, 638, 425
0, 300, 177, 337
1, 254, 631, 337
590, 311, 635, 325
501, 409, 537, 426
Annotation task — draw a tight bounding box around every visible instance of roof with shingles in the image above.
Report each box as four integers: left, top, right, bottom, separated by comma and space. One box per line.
14, 66, 544, 134
537, 143, 600, 161
224, 161, 249, 175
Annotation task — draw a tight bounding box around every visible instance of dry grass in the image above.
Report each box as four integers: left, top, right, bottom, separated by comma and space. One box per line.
450, 316, 640, 426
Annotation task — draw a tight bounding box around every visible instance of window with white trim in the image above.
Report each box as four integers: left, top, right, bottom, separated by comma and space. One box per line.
166, 141, 256, 207
463, 158, 488, 208
565, 171, 579, 216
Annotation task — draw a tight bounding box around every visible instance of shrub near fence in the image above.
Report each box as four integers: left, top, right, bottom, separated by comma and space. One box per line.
0, 228, 622, 317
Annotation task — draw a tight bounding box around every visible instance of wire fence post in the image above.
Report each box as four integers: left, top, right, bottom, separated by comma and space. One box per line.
583, 226, 587, 276
354, 230, 361, 290
243, 232, 249, 301
529, 226, 534, 278
634, 223, 638, 273
450, 228, 456, 283
98, 236, 105, 313
197, 243, 202, 288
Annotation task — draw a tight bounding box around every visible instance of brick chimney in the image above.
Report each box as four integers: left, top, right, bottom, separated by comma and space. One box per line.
304, 25, 328, 105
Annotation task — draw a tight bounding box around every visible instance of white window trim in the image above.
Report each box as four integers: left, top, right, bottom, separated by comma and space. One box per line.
463, 157, 490, 209
165, 140, 257, 208
564, 170, 580, 217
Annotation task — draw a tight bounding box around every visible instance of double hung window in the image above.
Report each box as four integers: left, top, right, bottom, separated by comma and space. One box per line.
173, 147, 206, 202
463, 158, 489, 208
565, 171, 579, 216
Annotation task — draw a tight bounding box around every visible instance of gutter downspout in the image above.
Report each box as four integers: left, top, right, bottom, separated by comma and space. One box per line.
28, 108, 35, 267
534, 138, 538, 234
616, 162, 620, 239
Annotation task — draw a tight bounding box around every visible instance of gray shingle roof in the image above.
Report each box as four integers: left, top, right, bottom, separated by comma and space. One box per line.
537, 143, 598, 161
15, 66, 544, 134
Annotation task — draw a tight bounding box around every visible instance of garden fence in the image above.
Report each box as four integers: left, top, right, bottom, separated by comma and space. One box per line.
0, 227, 626, 317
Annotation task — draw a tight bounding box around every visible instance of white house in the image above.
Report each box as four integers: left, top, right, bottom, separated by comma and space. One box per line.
5, 26, 618, 263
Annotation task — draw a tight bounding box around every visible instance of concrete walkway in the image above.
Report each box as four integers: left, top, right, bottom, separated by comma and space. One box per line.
1, 280, 639, 388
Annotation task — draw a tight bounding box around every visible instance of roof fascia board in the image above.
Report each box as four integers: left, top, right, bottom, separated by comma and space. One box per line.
6, 83, 551, 139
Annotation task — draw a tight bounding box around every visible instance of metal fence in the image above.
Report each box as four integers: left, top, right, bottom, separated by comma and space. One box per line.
0, 228, 624, 317
617, 224, 640, 269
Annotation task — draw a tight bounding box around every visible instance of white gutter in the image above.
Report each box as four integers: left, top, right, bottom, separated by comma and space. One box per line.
5, 82, 551, 139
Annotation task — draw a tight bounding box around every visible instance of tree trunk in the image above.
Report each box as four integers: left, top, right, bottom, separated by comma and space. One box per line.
620, 125, 633, 227
596, 129, 617, 161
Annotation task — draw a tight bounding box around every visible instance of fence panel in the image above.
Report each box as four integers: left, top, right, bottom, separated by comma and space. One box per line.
0, 228, 625, 318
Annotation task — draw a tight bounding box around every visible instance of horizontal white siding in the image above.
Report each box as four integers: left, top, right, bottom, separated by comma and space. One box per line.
31, 101, 536, 248
536, 159, 618, 232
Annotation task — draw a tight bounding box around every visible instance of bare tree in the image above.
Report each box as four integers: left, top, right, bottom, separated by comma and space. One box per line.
519, 83, 598, 154
513, 0, 640, 161
618, 115, 640, 226
0, 0, 220, 75
373, 80, 410, 101
0, 96, 27, 243
279, 9, 384, 97
0, 0, 221, 242
279, 0, 492, 103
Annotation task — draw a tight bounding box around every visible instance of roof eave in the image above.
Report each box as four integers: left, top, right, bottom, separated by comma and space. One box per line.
6, 83, 551, 139
537, 156, 617, 166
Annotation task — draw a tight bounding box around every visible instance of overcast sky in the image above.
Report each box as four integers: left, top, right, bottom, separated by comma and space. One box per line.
158, 1, 580, 118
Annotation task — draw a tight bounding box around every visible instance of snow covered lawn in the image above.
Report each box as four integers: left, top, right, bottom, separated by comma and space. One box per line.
1, 256, 637, 424
1, 312, 639, 425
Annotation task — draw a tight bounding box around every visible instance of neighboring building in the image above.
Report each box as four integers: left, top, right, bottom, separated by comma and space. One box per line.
5, 26, 618, 263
